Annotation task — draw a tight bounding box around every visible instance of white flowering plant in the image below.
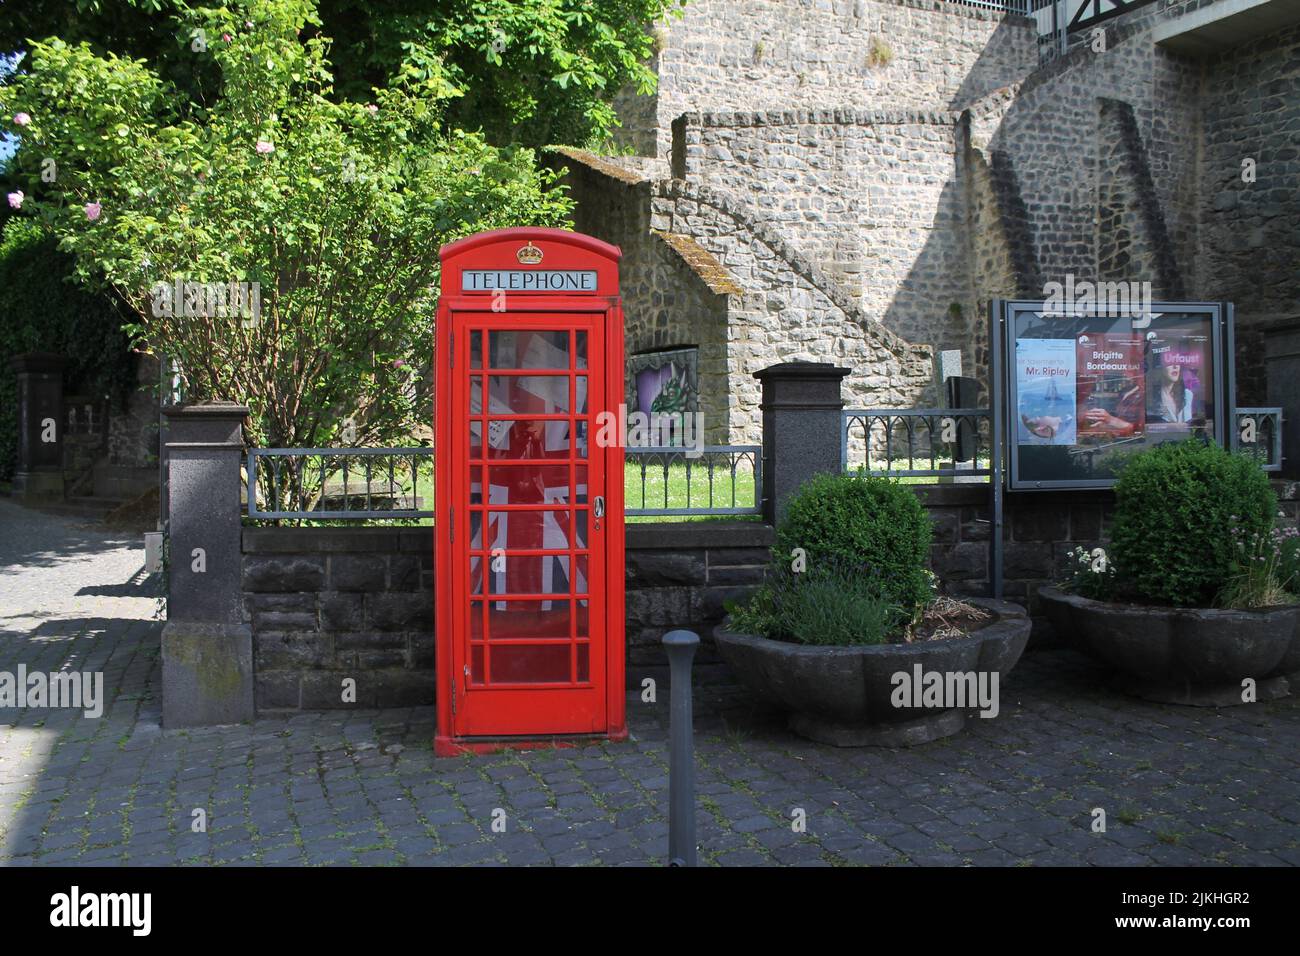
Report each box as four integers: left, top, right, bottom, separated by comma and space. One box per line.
1062, 545, 1117, 600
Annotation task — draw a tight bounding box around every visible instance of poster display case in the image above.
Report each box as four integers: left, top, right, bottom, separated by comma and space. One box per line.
996, 301, 1229, 490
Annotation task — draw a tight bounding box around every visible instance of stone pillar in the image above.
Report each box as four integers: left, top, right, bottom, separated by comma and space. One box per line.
754, 362, 850, 525
10, 353, 66, 500
161, 402, 255, 727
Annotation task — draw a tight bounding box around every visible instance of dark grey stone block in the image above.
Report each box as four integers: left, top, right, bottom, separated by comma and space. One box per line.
255, 672, 301, 710
162, 622, 256, 728
320, 592, 365, 631
626, 550, 706, 586
367, 592, 434, 631
329, 555, 386, 592
243, 555, 325, 593
255, 631, 332, 670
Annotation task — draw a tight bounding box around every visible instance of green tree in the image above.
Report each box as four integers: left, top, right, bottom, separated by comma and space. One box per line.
0, 0, 573, 460
0, 0, 683, 148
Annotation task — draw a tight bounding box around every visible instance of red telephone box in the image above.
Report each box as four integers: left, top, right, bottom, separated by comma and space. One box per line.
434, 228, 627, 756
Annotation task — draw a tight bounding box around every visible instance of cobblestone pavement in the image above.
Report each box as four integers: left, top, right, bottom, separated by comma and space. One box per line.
1, 498, 1298, 866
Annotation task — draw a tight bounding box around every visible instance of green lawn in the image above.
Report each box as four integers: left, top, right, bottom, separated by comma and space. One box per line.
624, 459, 760, 523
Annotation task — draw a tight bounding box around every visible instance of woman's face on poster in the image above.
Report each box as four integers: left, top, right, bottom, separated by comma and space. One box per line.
1162, 362, 1181, 384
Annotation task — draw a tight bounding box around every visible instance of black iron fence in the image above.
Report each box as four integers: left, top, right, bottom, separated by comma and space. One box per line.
842, 408, 993, 479
625, 445, 761, 516
246, 447, 434, 521
244, 444, 762, 521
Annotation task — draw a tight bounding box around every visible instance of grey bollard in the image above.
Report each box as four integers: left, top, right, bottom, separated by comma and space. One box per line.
663, 629, 700, 867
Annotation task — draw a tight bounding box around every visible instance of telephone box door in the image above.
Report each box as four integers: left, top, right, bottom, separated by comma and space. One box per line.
451, 313, 607, 736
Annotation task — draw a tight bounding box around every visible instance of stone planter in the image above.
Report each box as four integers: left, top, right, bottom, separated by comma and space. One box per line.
1038, 586, 1300, 706
713, 598, 1031, 747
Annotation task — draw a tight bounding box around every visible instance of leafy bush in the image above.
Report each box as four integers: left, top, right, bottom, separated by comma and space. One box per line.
775, 472, 933, 615
1110, 439, 1276, 607
728, 560, 902, 646
0, 218, 135, 480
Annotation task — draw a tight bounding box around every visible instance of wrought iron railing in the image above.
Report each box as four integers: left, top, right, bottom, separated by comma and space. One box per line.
245, 444, 763, 520
626, 446, 762, 516
246, 447, 434, 520
842, 409, 993, 479
1232, 407, 1283, 473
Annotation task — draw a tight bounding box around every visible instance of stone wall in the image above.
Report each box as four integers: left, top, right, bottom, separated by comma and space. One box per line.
243, 527, 436, 710
616, 0, 1039, 158
651, 179, 935, 442
919, 484, 1112, 632
241, 522, 773, 711
1196, 21, 1300, 403
107, 353, 161, 469
553, 150, 935, 444
676, 108, 977, 358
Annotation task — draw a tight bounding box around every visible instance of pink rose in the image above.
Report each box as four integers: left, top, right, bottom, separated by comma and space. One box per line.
12, 112, 30, 127
255, 140, 274, 154
6, 191, 23, 209
222, 33, 232, 43
366, 104, 378, 114
393, 359, 407, 369
84, 202, 102, 221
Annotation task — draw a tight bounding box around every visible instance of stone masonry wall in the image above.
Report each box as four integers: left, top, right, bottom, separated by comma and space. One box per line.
243, 528, 436, 711
651, 179, 935, 443
983, 19, 1203, 299
241, 522, 774, 712
677, 109, 978, 360
1197, 21, 1300, 399
616, 0, 1039, 158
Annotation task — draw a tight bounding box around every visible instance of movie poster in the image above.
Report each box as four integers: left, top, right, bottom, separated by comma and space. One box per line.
1075, 334, 1144, 443
1143, 326, 1211, 428
1016, 339, 1076, 445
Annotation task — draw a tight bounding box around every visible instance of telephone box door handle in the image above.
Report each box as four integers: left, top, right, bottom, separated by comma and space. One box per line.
593, 495, 605, 530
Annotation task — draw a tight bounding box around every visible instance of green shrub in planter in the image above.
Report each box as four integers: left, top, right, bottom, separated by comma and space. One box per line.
774, 471, 933, 615
728, 560, 904, 646
1111, 439, 1276, 607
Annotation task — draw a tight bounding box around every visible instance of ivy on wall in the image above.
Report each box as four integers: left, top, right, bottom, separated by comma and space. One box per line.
0, 218, 136, 480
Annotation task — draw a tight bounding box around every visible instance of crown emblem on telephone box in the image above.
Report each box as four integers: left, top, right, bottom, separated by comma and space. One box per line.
516, 242, 543, 265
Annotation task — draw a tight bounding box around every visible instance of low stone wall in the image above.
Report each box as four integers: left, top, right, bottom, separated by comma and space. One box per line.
241, 521, 773, 712
243, 480, 1300, 712
917, 485, 1112, 636
243, 527, 435, 711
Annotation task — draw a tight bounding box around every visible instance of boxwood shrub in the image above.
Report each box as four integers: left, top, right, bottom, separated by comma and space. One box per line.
1110, 439, 1276, 607
774, 471, 933, 615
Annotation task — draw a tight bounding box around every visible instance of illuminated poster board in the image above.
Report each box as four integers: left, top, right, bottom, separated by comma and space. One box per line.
999, 301, 1227, 489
